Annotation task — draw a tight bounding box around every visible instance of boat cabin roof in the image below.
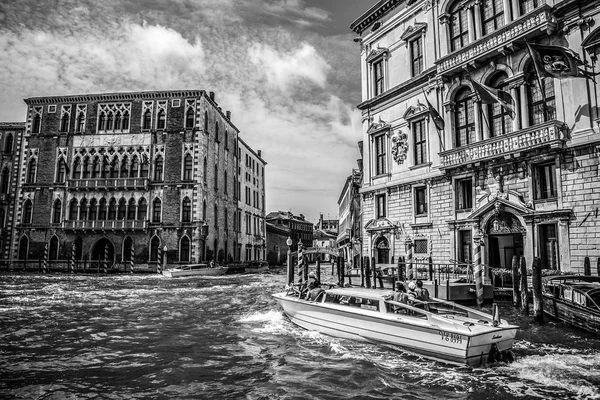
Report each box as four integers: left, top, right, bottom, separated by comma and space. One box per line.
326, 287, 393, 300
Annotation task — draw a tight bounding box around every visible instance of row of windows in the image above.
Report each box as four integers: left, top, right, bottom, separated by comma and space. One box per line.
374, 161, 556, 219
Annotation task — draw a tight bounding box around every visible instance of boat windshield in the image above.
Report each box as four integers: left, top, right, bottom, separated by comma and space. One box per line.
324, 293, 380, 311
588, 290, 600, 309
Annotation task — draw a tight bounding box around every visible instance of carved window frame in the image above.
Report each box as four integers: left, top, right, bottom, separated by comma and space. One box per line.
366, 48, 389, 98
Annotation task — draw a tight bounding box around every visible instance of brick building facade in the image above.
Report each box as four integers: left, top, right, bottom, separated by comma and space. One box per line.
9, 89, 259, 270
351, 0, 600, 273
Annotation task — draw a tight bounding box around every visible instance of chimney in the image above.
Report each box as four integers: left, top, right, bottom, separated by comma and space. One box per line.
357, 141, 363, 158
357, 159, 363, 171
257, 150, 261, 158
226, 110, 231, 120
209, 91, 215, 101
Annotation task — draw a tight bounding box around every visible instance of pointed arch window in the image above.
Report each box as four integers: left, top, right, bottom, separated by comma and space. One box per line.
106, 113, 114, 131
27, 158, 37, 184
185, 107, 195, 129
1, 168, 9, 193
120, 156, 129, 178
137, 198, 147, 220
143, 109, 152, 130
156, 110, 166, 130
130, 156, 139, 178
449, 3, 469, 51
124, 236, 134, 262
140, 156, 149, 178
122, 111, 130, 130
109, 158, 118, 179
23, 200, 33, 224
79, 198, 88, 220
69, 199, 78, 220
98, 198, 107, 220
0, 208, 4, 226
214, 204, 218, 228
18, 236, 29, 260
32, 113, 41, 134
117, 198, 127, 220
215, 122, 219, 142
73, 157, 81, 179
89, 198, 98, 220
224, 171, 228, 194
150, 236, 160, 262
76, 112, 85, 132
224, 130, 229, 150
202, 200, 207, 221
182, 197, 191, 222
203, 157, 207, 184
114, 112, 122, 131
82, 157, 91, 179
454, 87, 475, 147
102, 156, 110, 178
53, 199, 62, 224
154, 156, 164, 182
180, 236, 190, 262
49, 236, 59, 261
98, 112, 106, 131
152, 198, 162, 223
56, 159, 66, 183
92, 157, 100, 179
4, 133, 13, 153
127, 198, 136, 220
108, 198, 117, 220
204, 110, 209, 133
60, 112, 70, 132
183, 154, 193, 181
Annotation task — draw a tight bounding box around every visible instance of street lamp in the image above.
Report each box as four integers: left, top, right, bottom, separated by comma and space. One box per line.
286, 236, 293, 285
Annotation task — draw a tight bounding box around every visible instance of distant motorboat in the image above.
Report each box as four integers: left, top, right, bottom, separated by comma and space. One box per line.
272, 286, 517, 366
162, 263, 228, 278
542, 275, 600, 335
245, 261, 270, 274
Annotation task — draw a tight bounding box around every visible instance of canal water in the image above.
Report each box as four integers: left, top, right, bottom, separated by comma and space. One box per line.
1, 271, 599, 400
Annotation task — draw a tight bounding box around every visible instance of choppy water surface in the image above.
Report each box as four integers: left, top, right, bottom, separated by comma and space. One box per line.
1, 271, 599, 400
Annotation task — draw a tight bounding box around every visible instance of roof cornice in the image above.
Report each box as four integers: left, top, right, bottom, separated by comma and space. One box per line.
350, 0, 403, 35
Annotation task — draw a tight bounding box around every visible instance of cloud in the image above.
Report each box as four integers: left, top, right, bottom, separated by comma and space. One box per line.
262, 0, 331, 26
247, 42, 331, 92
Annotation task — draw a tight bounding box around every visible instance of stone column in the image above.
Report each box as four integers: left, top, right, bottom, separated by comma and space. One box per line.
482, 104, 490, 140
473, 1, 482, 39
511, 86, 521, 131
503, 0, 512, 24
520, 84, 529, 129
467, 5, 476, 43
474, 101, 482, 142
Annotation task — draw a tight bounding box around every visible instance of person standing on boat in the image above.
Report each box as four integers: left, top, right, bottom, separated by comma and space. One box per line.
415, 279, 430, 301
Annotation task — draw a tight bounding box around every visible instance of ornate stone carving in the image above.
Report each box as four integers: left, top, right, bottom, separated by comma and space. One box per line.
391, 130, 409, 165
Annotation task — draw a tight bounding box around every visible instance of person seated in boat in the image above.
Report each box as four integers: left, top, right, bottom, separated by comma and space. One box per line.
393, 282, 409, 304
306, 272, 324, 301
415, 279, 430, 301
407, 281, 418, 300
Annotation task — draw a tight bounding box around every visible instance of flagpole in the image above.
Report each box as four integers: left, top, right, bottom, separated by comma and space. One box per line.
526, 43, 550, 121
421, 88, 445, 152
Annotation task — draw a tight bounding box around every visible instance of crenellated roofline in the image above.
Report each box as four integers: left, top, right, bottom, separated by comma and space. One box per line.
24, 89, 207, 105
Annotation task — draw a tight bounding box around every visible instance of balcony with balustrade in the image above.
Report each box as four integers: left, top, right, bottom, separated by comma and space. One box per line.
62, 219, 148, 231
67, 178, 149, 191
439, 120, 566, 170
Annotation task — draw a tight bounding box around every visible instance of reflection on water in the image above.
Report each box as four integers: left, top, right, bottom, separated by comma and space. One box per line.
1, 272, 599, 400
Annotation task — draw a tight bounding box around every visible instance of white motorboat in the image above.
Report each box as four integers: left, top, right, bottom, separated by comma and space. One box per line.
272, 286, 518, 366
162, 263, 228, 278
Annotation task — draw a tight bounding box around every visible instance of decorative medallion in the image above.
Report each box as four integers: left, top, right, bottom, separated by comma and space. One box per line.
391, 130, 409, 164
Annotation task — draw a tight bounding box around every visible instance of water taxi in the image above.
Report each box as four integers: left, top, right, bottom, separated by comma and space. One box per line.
162, 263, 228, 278
542, 275, 600, 335
245, 261, 270, 274
272, 286, 517, 366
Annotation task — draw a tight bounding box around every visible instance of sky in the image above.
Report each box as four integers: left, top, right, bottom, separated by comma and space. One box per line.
0, 0, 371, 224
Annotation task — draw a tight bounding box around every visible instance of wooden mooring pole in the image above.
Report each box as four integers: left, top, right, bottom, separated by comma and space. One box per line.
371, 257, 377, 289
364, 257, 371, 288
584, 256, 591, 276
532, 257, 543, 323
511, 255, 520, 308
520, 256, 529, 315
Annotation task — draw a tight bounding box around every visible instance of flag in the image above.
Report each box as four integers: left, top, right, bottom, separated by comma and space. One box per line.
469, 78, 516, 119
422, 90, 445, 131
527, 43, 597, 81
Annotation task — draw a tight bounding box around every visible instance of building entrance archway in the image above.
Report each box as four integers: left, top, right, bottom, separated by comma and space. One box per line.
375, 236, 389, 264
91, 238, 115, 263
485, 212, 525, 270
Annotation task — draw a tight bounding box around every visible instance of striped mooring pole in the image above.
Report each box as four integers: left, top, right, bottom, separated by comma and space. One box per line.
70, 243, 75, 274
297, 242, 304, 283
103, 244, 109, 274
157, 247, 162, 274
405, 237, 413, 280
130, 242, 135, 274
43, 242, 48, 274
474, 237, 484, 308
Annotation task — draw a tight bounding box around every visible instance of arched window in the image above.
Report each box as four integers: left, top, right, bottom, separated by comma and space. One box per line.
49, 236, 59, 260
98, 112, 106, 131
130, 156, 139, 178
26, 158, 36, 184
225, 130, 229, 150
185, 108, 195, 129
98, 198, 107, 220
53, 199, 62, 224
140, 157, 149, 178
18, 236, 29, 260
72, 157, 81, 179
114, 112, 122, 131
32, 114, 41, 134
183, 154, 193, 181
102, 156, 110, 178
127, 198, 136, 220
109, 158, 118, 179
487, 73, 513, 137
215, 121, 219, 142
89, 198, 98, 220
4, 133, 13, 153
214, 204, 218, 228
79, 198, 88, 220
124, 236, 134, 262
143, 109, 152, 130
106, 112, 114, 131
481, 0, 505, 35
150, 236, 160, 262
449, 3, 469, 51
202, 200, 207, 221
60, 112, 69, 132
137, 198, 147, 220
92, 157, 100, 179
23, 200, 33, 224
527, 64, 556, 126
75, 236, 83, 260
0, 208, 4, 226
224, 171, 228, 194
81, 157, 91, 179
76, 112, 85, 132
154, 156, 164, 182
180, 236, 190, 262
157, 110, 166, 130
122, 111, 130, 130
204, 110, 209, 132
117, 198, 127, 220
1, 168, 9, 193
182, 197, 191, 222
203, 157, 207, 184
152, 198, 162, 223
214, 163, 218, 190
224, 208, 228, 231
56, 159, 66, 183
454, 87, 475, 147
69, 199, 78, 220
120, 156, 129, 178
108, 198, 117, 219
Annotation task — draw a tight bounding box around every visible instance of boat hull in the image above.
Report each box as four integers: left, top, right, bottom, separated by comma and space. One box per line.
542, 295, 600, 335
272, 292, 516, 366
162, 267, 227, 277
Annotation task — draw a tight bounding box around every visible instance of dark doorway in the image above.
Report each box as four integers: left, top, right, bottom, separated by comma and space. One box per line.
487, 233, 523, 269
375, 237, 389, 264
92, 238, 115, 262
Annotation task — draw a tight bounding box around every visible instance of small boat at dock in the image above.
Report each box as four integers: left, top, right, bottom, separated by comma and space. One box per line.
272, 286, 517, 366
162, 263, 228, 278
542, 275, 600, 335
